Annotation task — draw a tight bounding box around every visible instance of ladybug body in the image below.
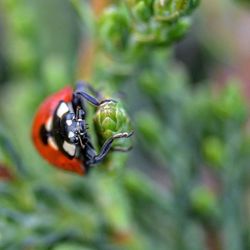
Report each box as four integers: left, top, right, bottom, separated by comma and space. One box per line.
32, 83, 132, 175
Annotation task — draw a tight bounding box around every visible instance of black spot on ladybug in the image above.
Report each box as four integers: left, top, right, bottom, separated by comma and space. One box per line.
39, 124, 49, 145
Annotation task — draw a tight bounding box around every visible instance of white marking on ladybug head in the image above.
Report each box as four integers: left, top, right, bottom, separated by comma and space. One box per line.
68, 131, 74, 138
45, 116, 53, 131
57, 102, 69, 118
63, 141, 76, 156
66, 120, 73, 126
48, 137, 58, 150
67, 102, 74, 112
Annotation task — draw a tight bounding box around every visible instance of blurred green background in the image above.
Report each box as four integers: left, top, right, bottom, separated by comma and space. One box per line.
1, 0, 250, 249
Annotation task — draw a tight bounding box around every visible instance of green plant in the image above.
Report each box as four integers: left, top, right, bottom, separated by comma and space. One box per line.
1, 0, 250, 250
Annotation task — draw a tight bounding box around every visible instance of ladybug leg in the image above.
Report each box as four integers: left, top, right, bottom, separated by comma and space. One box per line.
76, 81, 102, 99
73, 90, 117, 109
74, 81, 117, 108
72, 81, 99, 111
74, 91, 101, 107
86, 131, 134, 165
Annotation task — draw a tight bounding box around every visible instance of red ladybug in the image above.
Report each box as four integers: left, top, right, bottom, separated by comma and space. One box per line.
32, 83, 133, 175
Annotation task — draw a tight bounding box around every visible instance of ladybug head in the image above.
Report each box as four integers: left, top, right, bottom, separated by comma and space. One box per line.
60, 112, 88, 144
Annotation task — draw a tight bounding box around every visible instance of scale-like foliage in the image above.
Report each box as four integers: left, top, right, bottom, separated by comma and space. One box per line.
1, 0, 250, 250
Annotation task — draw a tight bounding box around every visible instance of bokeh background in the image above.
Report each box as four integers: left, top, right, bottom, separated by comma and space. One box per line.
1, 0, 250, 249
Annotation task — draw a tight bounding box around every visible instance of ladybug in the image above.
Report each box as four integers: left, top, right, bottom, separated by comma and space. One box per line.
32, 82, 133, 175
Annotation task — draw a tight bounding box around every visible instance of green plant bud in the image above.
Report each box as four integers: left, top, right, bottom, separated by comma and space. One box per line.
99, 7, 130, 53
94, 101, 132, 148
132, 1, 153, 22
153, 0, 197, 22
166, 17, 191, 43
134, 16, 191, 45
128, 0, 199, 22
153, 0, 180, 22
202, 136, 225, 168
190, 186, 219, 219
99, 0, 199, 54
